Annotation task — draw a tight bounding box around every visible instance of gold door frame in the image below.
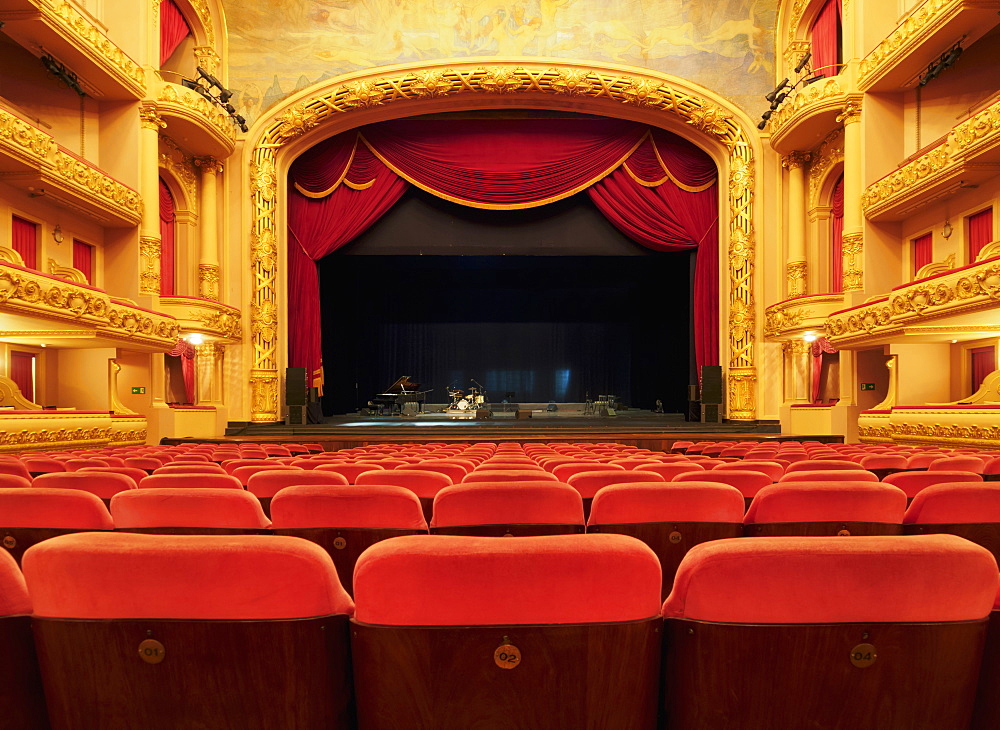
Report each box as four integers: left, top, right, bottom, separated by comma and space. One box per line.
247, 59, 759, 422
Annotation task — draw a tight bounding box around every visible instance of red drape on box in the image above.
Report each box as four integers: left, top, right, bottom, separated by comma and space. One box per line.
971, 346, 996, 392
287, 119, 719, 390
159, 178, 175, 296
830, 175, 844, 293
168, 340, 196, 404
912, 233, 933, 277
160, 0, 191, 66
968, 208, 994, 262
11, 215, 37, 270
73, 239, 93, 283
9, 351, 35, 402
810, 0, 842, 78
810, 337, 838, 404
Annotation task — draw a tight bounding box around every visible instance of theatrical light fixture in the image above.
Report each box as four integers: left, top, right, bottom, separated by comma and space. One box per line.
757, 119, 768, 130
918, 42, 963, 87
765, 78, 789, 103
793, 52, 812, 75
40, 54, 85, 96
183, 69, 246, 134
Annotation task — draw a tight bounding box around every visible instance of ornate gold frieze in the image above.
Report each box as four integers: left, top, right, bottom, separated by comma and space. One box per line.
194, 46, 221, 76
781, 151, 811, 169
0, 107, 56, 164
786, 0, 810, 45
251, 62, 758, 422
809, 129, 844, 206
139, 235, 161, 295
157, 82, 238, 149
198, 263, 220, 300
780, 339, 812, 355
786, 261, 807, 297
47, 258, 87, 284
727, 368, 757, 421
159, 137, 198, 211
158, 295, 241, 341
764, 293, 844, 339
186, 0, 217, 47
47, 149, 143, 224
841, 231, 864, 291
862, 96, 1000, 220
767, 77, 845, 139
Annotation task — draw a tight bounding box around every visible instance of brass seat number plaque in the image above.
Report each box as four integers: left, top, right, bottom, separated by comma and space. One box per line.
850, 643, 876, 668
494, 643, 521, 669
138, 639, 166, 665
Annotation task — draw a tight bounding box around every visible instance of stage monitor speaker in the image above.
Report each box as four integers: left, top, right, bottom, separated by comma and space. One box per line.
285, 368, 307, 406
700, 403, 721, 424
286, 404, 307, 426
700, 366, 723, 405
516, 409, 532, 419
476, 409, 492, 420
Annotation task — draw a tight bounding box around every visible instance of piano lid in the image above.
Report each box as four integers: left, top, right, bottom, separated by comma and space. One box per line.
381, 376, 421, 395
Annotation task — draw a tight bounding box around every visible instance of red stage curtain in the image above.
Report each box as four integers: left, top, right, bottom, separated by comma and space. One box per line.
971, 346, 996, 392
810, 337, 838, 404
9, 351, 35, 402
73, 239, 93, 283
968, 208, 994, 262
11, 215, 37, 270
830, 175, 844, 293
160, 0, 191, 66
168, 339, 196, 404
912, 233, 932, 277
810, 0, 842, 78
159, 178, 175, 296
287, 119, 720, 388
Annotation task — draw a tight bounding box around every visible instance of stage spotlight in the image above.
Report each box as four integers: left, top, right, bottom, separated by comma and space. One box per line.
757, 119, 768, 130
234, 114, 246, 126
197, 66, 224, 90
943, 44, 963, 67
765, 78, 789, 103
804, 75, 824, 86
218, 88, 234, 104
794, 52, 812, 74
761, 110, 773, 121
223, 103, 236, 115
770, 92, 787, 109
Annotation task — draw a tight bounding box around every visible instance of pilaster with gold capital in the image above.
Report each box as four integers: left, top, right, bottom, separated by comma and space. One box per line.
195, 342, 226, 405
784, 151, 811, 297
781, 339, 813, 403
841, 231, 865, 292
139, 235, 162, 295
786, 261, 808, 297
195, 157, 223, 300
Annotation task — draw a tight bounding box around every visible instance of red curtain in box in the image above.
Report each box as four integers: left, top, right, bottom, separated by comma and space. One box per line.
160, 0, 192, 66
912, 233, 932, 277
167, 339, 196, 404
810, 337, 838, 404
830, 175, 844, 293
287, 119, 720, 390
971, 346, 996, 392
9, 351, 36, 402
73, 239, 94, 283
11, 215, 38, 270
159, 178, 175, 296
968, 208, 994, 262
810, 0, 842, 78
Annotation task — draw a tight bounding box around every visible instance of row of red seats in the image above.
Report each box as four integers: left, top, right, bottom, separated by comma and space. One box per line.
2, 531, 999, 729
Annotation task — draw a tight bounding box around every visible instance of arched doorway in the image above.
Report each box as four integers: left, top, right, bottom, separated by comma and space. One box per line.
246, 60, 759, 422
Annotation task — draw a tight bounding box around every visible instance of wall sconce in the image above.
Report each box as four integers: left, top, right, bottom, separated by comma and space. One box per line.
52, 225, 63, 243
184, 333, 205, 345
803, 331, 818, 342
942, 219, 953, 239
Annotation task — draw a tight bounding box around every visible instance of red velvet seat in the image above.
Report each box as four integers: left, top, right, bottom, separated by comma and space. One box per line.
928, 455, 987, 473
0, 474, 31, 489
675, 469, 773, 508
20, 457, 67, 477
246, 469, 349, 515
903, 482, 1000, 562
430, 482, 585, 537
398, 460, 471, 482
462, 469, 559, 483
552, 461, 626, 482
587, 482, 745, 600
905, 453, 941, 469
711, 460, 784, 482
221, 458, 269, 475
0, 460, 32, 480
661, 535, 998, 729
313, 462, 385, 483
153, 463, 227, 475
0, 488, 113, 565
634, 462, 706, 480
79, 465, 152, 484
883, 470, 983, 499
784, 459, 867, 474
352, 534, 662, 729
744, 482, 907, 537
172, 454, 212, 463
270, 484, 428, 595
567, 470, 665, 518
139, 473, 243, 490
63, 458, 112, 472
23, 533, 355, 729
231, 463, 302, 487
33, 471, 137, 506
778, 469, 879, 483
355, 468, 453, 521
0, 549, 48, 728
111, 488, 271, 533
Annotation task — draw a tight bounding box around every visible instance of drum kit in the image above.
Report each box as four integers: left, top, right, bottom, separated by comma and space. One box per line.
447, 386, 486, 411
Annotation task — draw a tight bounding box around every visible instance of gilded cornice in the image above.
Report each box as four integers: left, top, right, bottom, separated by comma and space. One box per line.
0, 107, 56, 165
49, 149, 143, 225
0, 262, 179, 348
250, 61, 758, 423
827, 256, 1000, 345
767, 77, 846, 140
862, 96, 1000, 220
157, 296, 242, 341
861, 408, 1000, 448
763, 293, 844, 339
157, 82, 237, 151
0, 411, 147, 452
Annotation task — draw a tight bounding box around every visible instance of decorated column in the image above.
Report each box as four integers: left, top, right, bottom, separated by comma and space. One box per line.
782, 151, 811, 297
838, 98, 864, 292
195, 157, 223, 300
139, 103, 165, 296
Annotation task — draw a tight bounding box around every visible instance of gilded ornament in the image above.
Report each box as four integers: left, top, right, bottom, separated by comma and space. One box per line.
159, 146, 198, 212
728, 299, 754, 343
836, 99, 863, 126
786, 261, 807, 297
858, 0, 952, 86
767, 78, 844, 136
48, 1, 145, 90
250, 158, 277, 202
809, 130, 844, 206
550, 69, 595, 96
411, 71, 455, 97
477, 68, 525, 94
0, 108, 56, 159
340, 81, 388, 109
620, 79, 665, 108
781, 151, 811, 169
687, 104, 733, 138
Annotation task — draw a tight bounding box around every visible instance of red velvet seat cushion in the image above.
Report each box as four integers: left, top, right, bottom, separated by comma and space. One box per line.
462, 470, 559, 483
246, 469, 349, 498
0, 461, 32, 480
153, 463, 227, 475
744, 482, 906, 524
778, 469, 879, 483
111, 488, 271, 529
354, 534, 661, 626
355, 469, 453, 498
662, 534, 998, 623
552, 462, 626, 482
23, 533, 354, 619
904, 482, 1000, 524
0, 474, 31, 489
430, 483, 584, 528
784, 460, 865, 473
588, 482, 745, 525
566, 470, 665, 498
270, 484, 428, 529
714, 460, 785, 481
33, 471, 137, 498
138, 473, 243, 490
0, 488, 112, 529
0, 549, 31, 617
674, 470, 773, 497
859, 454, 908, 469
883, 470, 983, 497
21, 457, 67, 474
927, 456, 986, 473
634, 462, 706, 480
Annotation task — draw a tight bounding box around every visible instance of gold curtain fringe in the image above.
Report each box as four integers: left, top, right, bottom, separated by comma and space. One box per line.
292, 138, 359, 198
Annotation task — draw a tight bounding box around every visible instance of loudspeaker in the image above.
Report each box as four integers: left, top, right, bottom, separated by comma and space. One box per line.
700, 366, 723, 405
285, 368, 307, 406
286, 404, 307, 426
700, 403, 721, 423
476, 409, 492, 420
516, 409, 532, 419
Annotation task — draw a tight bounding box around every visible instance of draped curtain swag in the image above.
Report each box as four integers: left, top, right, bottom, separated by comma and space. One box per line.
159, 0, 192, 66
287, 119, 720, 389
9, 351, 35, 402
830, 175, 844, 293
159, 178, 176, 297
168, 339, 196, 405
811, 336, 838, 404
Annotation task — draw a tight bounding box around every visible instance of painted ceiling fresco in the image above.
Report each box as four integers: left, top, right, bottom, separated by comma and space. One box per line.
224, 0, 777, 123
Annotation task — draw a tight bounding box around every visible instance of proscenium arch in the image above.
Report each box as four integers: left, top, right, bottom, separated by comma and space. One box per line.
246, 59, 760, 423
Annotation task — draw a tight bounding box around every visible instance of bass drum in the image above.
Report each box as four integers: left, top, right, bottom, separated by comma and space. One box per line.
455, 398, 470, 410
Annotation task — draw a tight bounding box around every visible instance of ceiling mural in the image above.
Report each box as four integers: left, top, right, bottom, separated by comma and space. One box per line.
224, 0, 777, 123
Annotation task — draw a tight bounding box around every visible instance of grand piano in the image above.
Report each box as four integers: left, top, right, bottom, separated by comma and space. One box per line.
371, 376, 427, 415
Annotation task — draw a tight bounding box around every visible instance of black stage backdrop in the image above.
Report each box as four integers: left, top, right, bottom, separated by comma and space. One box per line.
318, 188, 692, 414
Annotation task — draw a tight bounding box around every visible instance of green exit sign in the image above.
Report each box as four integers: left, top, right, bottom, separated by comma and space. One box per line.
131, 387, 146, 394
860, 383, 876, 391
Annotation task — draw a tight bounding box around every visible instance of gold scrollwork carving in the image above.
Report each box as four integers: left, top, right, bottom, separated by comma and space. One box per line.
727, 369, 757, 421
139, 235, 162, 295
49, 0, 145, 90
767, 77, 844, 136
858, 0, 954, 86
809, 129, 844, 206
195, 307, 241, 340
199, 264, 221, 300
786, 261, 807, 297
841, 231, 864, 292
781, 151, 812, 169
250, 63, 757, 422
0, 108, 56, 160
836, 99, 862, 126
